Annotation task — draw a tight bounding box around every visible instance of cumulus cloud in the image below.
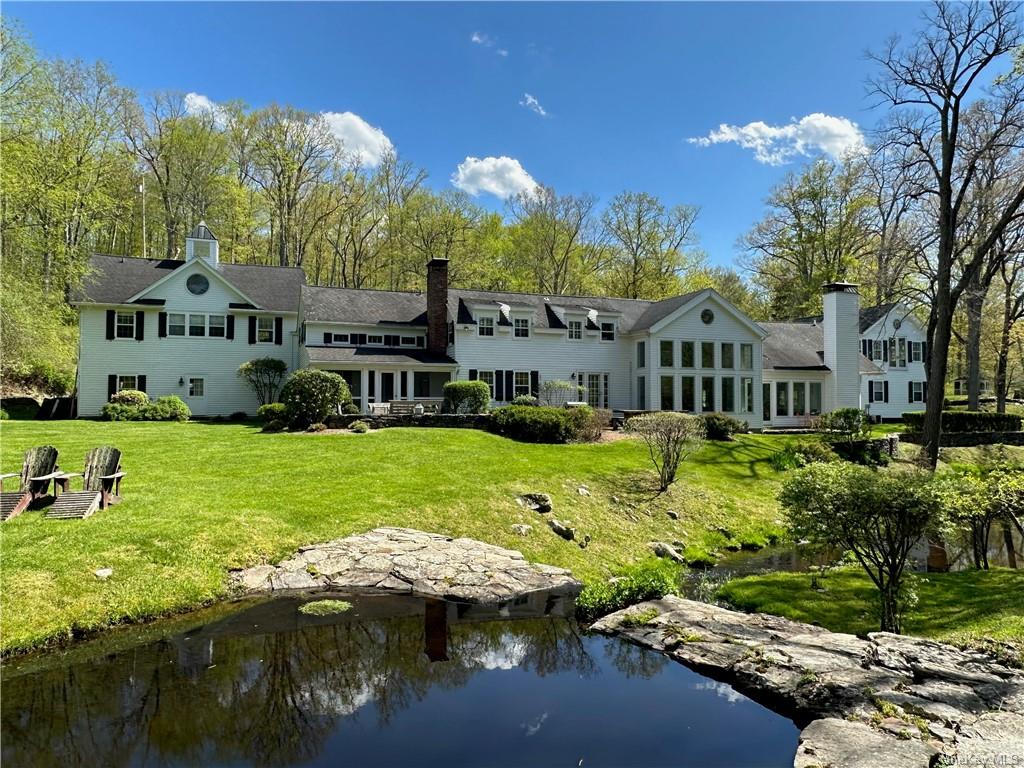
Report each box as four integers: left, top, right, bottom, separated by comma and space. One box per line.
519, 93, 547, 117
322, 111, 394, 168
184, 92, 227, 127
688, 113, 866, 165
451, 156, 538, 199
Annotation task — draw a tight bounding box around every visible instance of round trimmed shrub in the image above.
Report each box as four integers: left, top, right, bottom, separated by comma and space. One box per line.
279, 369, 352, 428
490, 405, 578, 443
139, 395, 191, 422
109, 389, 149, 407
350, 420, 370, 433
262, 419, 286, 433
511, 394, 539, 407
100, 402, 138, 421
702, 413, 749, 441
257, 402, 287, 423
341, 402, 361, 415
443, 380, 491, 414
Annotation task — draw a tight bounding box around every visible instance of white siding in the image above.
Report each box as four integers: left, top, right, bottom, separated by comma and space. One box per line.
77, 260, 298, 417
860, 310, 928, 421
762, 370, 831, 427
823, 289, 861, 410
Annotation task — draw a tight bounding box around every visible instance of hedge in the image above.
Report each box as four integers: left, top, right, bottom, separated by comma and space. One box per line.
442, 380, 491, 414
280, 369, 352, 428
490, 405, 596, 443
902, 410, 1022, 433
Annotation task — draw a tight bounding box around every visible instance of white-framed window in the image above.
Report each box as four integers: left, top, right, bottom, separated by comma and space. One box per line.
636, 341, 646, 369
660, 340, 674, 367
478, 316, 495, 337
513, 371, 531, 397
168, 313, 186, 336
908, 341, 923, 363
792, 382, 806, 416
810, 382, 822, 415
681, 341, 695, 368
897, 338, 907, 367
740, 344, 754, 370
721, 343, 735, 369
722, 376, 736, 412
256, 316, 275, 343
701, 342, 715, 369
513, 318, 530, 338
400, 336, 417, 347
333, 333, 349, 344
870, 380, 885, 402
872, 340, 883, 362
601, 322, 615, 342
478, 370, 495, 398
567, 320, 582, 341
188, 314, 206, 337
741, 377, 755, 414
910, 381, 925, 403
208, 315, 226, 338
580, 371, 609, 408
116, 374, 137, 391
367, 334, 384, 345
188, 377, 205, 398
115, 311, 135, 339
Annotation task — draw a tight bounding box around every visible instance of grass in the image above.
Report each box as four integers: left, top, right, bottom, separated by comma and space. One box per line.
298, 599, 353, 616
717, 567, 1024, 646
0, 420, 794, 654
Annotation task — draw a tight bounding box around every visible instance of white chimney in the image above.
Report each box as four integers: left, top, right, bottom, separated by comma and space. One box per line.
185, 221, 219, 266
822, 282, 861, 410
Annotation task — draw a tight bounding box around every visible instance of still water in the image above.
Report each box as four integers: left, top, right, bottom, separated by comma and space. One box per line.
1, 593, 799, 768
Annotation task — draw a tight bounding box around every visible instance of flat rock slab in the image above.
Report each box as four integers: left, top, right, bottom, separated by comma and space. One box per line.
230, 527, 582, 604
593, 596, 1024, 768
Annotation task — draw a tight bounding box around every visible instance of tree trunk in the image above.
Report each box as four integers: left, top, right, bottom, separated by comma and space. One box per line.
923, 286, 953, 467
995, 278, 1015, 414
964, 281, 984, 411
1003, 521, 1018, 569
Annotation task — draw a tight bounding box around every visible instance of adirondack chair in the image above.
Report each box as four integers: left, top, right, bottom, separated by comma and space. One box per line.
46, 446, 125, 520
0, 446, 61, 521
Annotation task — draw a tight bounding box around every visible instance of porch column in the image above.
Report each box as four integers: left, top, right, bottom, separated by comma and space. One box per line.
360, 368, 369, 413
375, 370, 383, 406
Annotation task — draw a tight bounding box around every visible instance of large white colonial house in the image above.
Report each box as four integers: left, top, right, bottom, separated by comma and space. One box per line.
72, 223, 926, 426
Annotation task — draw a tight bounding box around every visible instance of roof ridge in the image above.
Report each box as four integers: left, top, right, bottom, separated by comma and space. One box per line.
306, 284, 424, 296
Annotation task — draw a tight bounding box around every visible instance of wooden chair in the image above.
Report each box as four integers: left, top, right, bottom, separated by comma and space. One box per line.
389, 401, 417, 416
0, 446, 61, 522
46, 446, 125, 520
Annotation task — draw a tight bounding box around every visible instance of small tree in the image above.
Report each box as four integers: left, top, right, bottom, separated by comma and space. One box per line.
780, 463, 936, 634
538, 379, 585, 407
936, 463, 1024, 570
625, 412, 706, 491
279, 368, 351, 428
238, 358, 289, 406
814, 407, 871, 445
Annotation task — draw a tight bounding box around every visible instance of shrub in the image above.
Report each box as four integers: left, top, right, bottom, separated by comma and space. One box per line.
257, 402, 287, 423
538, 379, 585, 407
569, 406, 611, 443
341, 402, 361, 415
350, 420, 370, 433
306, 422, 327, 432
443, 380, 491, 414
139, 396, 191, 422
903, 410, 1022, 433
576, 559, 682, 623
770, 439, 838, 471
262, 419, 286, 433
625, 412, 706, 491
702, 413, 749, 441
237, 358, 289, 406
109, 389, 149, 407
279, 368, 351, 428
0, 408, 7, 420
6, 360, 75, 396
815, 408, 871, 444
100, 402, 137, 421
511, 394, 539, 406
229, 410, 249, 422
490, 405, 576, 443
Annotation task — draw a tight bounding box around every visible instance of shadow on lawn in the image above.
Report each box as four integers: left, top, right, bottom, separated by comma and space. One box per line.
688, 436, 781, 482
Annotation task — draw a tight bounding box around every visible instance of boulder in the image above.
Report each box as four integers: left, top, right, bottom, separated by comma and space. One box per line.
511, 524, 532, 536
516, 493, 553, 513
649, 541, 686, 564
548, 519, 575, 541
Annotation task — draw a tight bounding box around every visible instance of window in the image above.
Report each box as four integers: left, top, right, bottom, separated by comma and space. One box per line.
910, 381, 925, 403
514, 318, 530, 338
810, 382, 822, 415
257, 316, 274, 343
636, 376, 646, 410
701, 342, 715, 369
567, 320, 582, 341
740, 344, 753, 370
208, 315, 226, 338
514, 371, 531, 397
721, 376, 735, 412
478, 316, 494, 337
116, 374, 137, 391
600, 322, 615, 342
660, 340, 674, 367
680, 341, 695, 368
721, 343, 734, 369
793, 382, 806, 416
188, 314, 206, 337
897, 338, 907, 368
115, 311, 135, 339
870, 380, 885, 402
188, 377, 205, 397
680, 376, 696, 412
168, 313, 186, 336
776, 382, 789, 416
660, 376, 674, 411
741, 377, 754, 414
333, 333, 349, 344
186, 273, 210, 295
909, 342, 922, 363
586, 373, 609, 408
701, 376, 715, 412
367, 334, 383, 345
400, 336, 417, 347
636, 341, 646, 369
872, 340, 883, 361
478, 371, 495, 398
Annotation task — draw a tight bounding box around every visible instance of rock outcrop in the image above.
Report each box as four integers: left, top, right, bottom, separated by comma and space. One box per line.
593, 596, 1024, 768
231, 527, 582, 604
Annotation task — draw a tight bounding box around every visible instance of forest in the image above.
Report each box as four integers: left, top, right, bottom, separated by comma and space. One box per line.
2, 4, 1023, 450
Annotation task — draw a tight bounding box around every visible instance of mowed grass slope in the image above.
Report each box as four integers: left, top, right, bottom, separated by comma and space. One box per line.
0, 421, 791, 653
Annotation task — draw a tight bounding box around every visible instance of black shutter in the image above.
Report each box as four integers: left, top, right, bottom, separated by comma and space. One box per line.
137, 375, 147, 393
226, 315, 235, 340
495, 370, 504, 401
400, 371, 408, 398
106, 310, 115, 340
323, 332, 333, 345
868, 384, 874, 403
883, 381, 889, 403
158, 312, 167, 338
107, 374, 117, 400
922, 341, 928, 364
135, 311, 145, 341
922, 381, 928, 402
468, 369, 477, 380
368, 371, 375, 398
416, 336, 425, 348
908, 381, 914, 403
248, 316, 257, 344
505, 370, 514, 400
530, 370, 540, 398
274, 317, 283, 345
883, 342, 889, 362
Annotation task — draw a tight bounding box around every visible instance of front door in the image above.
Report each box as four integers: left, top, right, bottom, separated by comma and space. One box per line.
186, 375, 207, 416
762, 383, 771, 423
381, 372, 395, 403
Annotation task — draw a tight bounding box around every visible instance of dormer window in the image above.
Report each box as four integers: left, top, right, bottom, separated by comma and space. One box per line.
600, 322, 615, 341
567, 320, 582, 341
478, 316, 494, 337
514, 318, 530, 338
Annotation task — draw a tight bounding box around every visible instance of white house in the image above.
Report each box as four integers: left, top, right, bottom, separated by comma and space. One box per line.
73, 223, 885, 428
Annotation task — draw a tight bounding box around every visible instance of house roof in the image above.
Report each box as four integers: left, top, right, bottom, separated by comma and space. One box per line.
302, 285, 427, 325
792, 302, 900, 334
761, 321, 881, 374
73, 254, 305, 312
305, 346, 457, 366
188, 221, 217, 241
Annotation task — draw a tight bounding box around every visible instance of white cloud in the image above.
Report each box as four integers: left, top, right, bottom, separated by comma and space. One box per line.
497, 48, 509, 57
451, 156, 538, 199
322, 111, 394, 168
688, 113, 866, 165
471, 30, 508, 57
519, 93, 547, 117
184, 92, 227, 127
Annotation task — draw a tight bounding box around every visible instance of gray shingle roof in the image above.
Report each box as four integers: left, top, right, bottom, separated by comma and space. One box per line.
305, 346, 456, 365
630, 291, 704, 331
302, 285, 428, 325
792, 303, 900, 334
73, 254, 304, 312
762, 321, 881, 374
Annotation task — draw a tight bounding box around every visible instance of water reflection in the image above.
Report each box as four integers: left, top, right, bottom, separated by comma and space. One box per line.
1, 591, 799, 768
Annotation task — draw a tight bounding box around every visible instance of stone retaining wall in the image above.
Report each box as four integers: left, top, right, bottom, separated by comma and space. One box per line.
325, 413, 491, 430
900, 431, 1024, 446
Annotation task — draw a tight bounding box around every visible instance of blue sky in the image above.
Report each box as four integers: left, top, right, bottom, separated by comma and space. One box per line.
11, 2, 927, 267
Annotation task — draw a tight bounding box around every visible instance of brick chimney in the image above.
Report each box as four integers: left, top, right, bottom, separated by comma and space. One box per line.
426, 258, 449, 355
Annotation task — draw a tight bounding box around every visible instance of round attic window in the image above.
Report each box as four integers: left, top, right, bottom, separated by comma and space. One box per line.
186, 274, 209, 295
701, 308, 714, 325
893, 318, 902, 330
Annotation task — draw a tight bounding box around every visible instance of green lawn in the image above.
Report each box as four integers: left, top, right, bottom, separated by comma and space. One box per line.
0, 420, 793, 654
717, 567, 1024, 646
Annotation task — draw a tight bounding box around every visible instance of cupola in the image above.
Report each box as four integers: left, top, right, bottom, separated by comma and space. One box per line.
185, 221, 219, 266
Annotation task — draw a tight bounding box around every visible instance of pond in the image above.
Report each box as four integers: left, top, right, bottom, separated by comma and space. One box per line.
1, 592, 799, 767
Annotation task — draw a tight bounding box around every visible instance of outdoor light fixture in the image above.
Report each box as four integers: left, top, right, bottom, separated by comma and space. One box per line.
178, 377, 184, 386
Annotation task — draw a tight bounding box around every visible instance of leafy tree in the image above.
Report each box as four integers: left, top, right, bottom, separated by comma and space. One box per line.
237, 358, 289, 405
625, 412, 706, 491
279, 368, 351, 428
